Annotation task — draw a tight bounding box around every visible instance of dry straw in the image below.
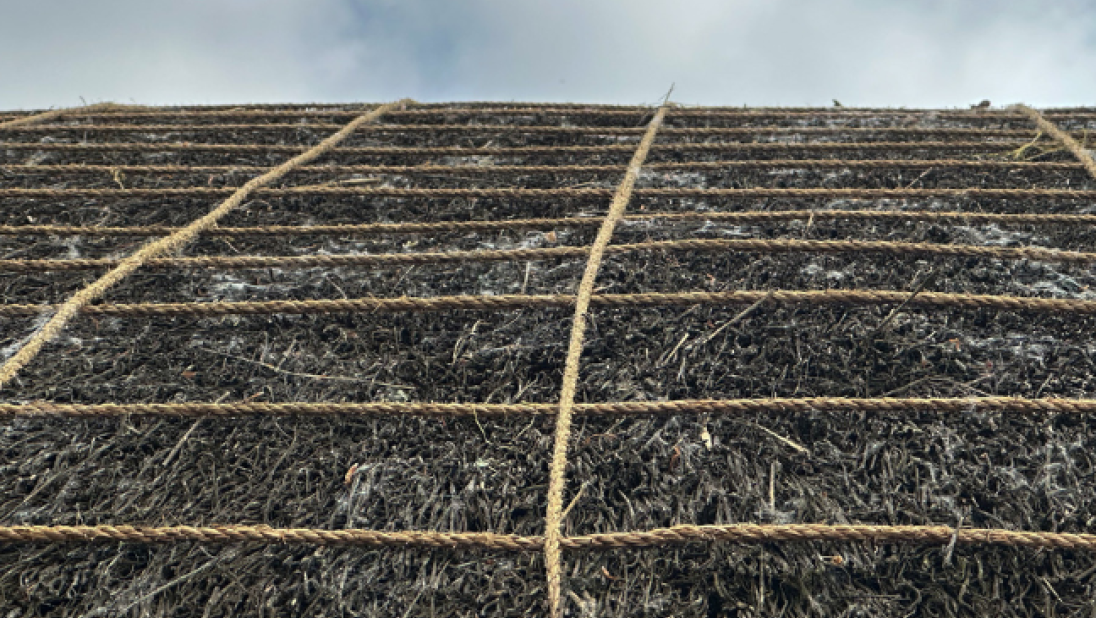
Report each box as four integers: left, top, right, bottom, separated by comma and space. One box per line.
7, 101, 1096, 615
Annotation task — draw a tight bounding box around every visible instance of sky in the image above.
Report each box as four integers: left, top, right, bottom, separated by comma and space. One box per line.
2, 0, 1095, 110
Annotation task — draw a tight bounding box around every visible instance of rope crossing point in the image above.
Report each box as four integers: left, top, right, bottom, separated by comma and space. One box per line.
1015, 105, 1096, 180
543, 104, 668, 618
0, 99, 410, 391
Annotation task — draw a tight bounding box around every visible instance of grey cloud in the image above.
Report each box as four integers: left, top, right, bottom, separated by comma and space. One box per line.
2, 0, 1094, 108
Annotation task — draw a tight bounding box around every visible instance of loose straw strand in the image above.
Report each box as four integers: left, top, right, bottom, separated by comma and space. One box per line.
543, 105, 668, 617
0, 99, 410, 391
1014, 104, 1096, 179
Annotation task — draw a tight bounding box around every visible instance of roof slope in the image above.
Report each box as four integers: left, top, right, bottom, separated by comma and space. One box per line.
2, 102, 1096, 616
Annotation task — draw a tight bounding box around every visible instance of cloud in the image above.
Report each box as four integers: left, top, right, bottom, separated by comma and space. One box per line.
2, 0, 1095, 108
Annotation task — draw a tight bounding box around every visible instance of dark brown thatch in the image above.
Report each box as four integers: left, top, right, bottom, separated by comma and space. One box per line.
2, 103, 1096, 616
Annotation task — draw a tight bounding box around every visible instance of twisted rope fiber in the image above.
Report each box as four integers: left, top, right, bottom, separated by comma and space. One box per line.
7, 396, 1096, 419
6, 210, 1096, 238
0, 100, 408, 391
8, 186, 1096, 200
6, 289, 1096, 319
0, 139, 1035, 156
1016, 105, 1096, 180
0, 122, 1055, 139
3, 158, 1087, 176
4, 524, 1096, 553
545, 105, 667, 618
8, 237, 1096, 273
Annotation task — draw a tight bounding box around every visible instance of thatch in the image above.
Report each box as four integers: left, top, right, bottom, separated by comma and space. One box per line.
2, 103, 1096, 616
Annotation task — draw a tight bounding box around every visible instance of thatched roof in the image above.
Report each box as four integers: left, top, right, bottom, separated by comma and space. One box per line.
2, 102, 1096, 616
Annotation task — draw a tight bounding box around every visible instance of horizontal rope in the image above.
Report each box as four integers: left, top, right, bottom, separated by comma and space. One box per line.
4, 397, 1095, 418
0, 103, 140, 129
0, 524, 541, 550
65, 107, 1096, 120
0, 123, 1056, 139
574, 524, 1096, 552
4, 289, 1096, 318
0, 139, 1033, 156
2, 523, 1095, 552
5, 238, 1096, 273
10, 101, 1087, 114
4, 186, 1096, 200
1, 158, 1086, 177
4, 210, 1095, 238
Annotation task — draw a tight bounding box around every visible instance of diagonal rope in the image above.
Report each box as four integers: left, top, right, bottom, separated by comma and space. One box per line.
0, 99, 410, 391
543, 104, 668, 617
1015, 104, 1096, 179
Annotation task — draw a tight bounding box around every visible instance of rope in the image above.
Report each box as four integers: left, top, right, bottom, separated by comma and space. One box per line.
5, 396, 1096, 419
68, 107, 1096, 120
1, 158, 1086, 177
0, 139, 1035, 156
544, 105, 667, 618
6, 289, 1096, 319
1015, 105, 1096, 179
3, 523, 1096, 553
7, 237, 1096, 273
572, 524, 1096, 551
0, 102, 144, 129
0, 525, 541, 550
0, 122, 1053, 139
38, 102, 1096, 118
3, 210, 1096, 238
6, 186, 1096, 200
0, 100, 409, 391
